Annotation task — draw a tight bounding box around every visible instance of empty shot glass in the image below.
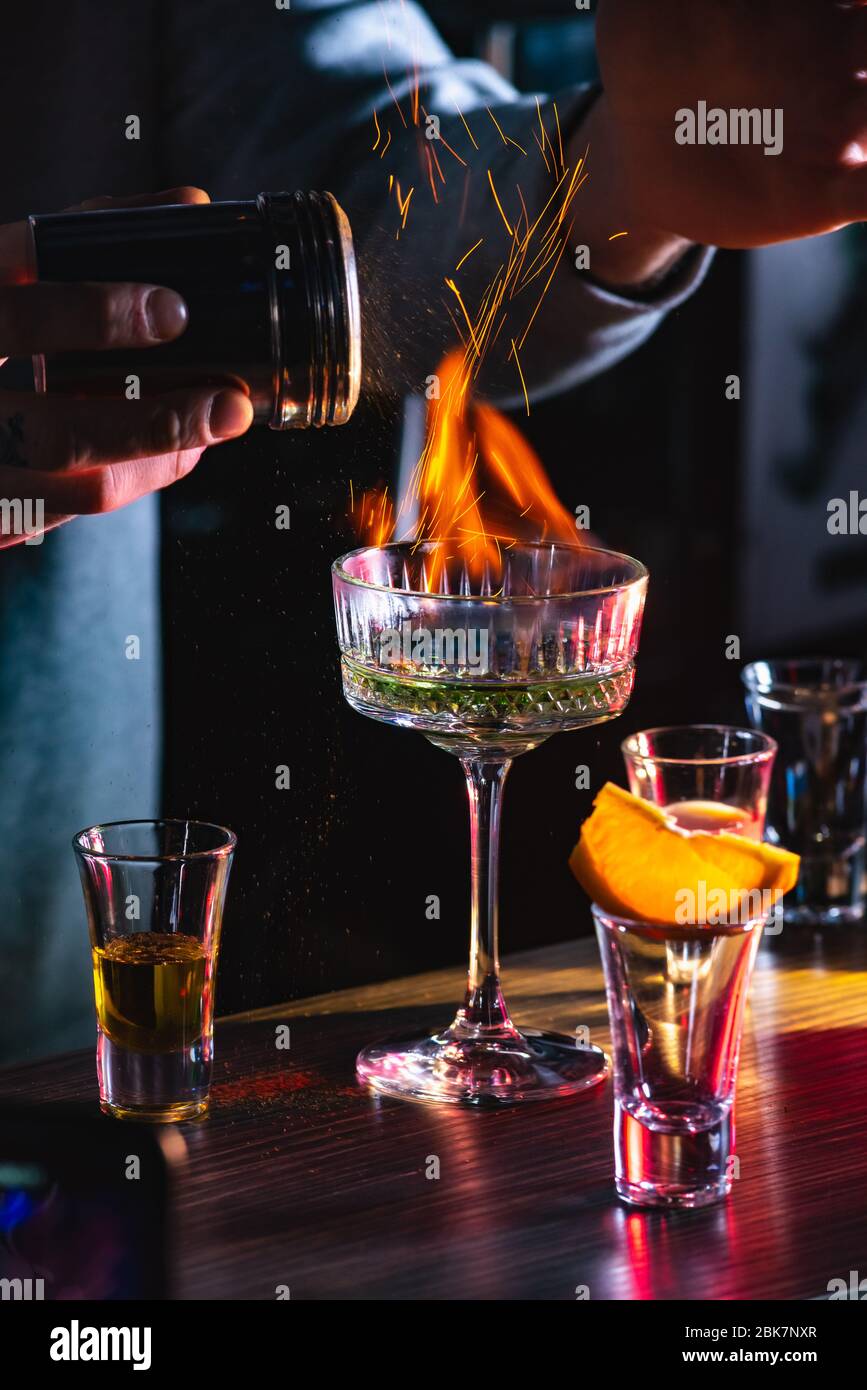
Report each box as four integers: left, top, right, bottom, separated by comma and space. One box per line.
593, 904, 765, 1209
621, 724, 777, 840
742, 659, 867, 925
73, 820, 236, 1122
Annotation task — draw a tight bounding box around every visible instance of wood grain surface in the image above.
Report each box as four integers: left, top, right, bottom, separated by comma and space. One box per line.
2, 922, 867, 1301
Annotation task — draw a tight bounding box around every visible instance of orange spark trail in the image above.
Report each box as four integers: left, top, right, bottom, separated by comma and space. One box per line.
456, 105, 480, 150
518, 217, 575, 350
429, 140, 446, 185
511, 338, 530, 416
532, 128, 552, 173
382, 61, 408, 127
487, 107, 508, 143
487, 169, 514, 236
515, 184, 530, 236
445, 278, 483, 358
486, 107, 527, 156
438, 133, 467, 167
424, 147, 439, 203
396, 182, 415, 228
535, 97, 550, 156
455, 237, 483, 272
553, 101, 565, 169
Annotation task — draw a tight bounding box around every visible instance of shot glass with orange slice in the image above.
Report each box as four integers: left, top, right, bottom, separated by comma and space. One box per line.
621, 725, 777, 842
570, 783, 799, 1209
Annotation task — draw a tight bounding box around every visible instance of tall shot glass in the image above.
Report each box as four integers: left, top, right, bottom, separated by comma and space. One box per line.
621, 724, 776, 840
593, 904, 765, 1209
73, 820, 236, 1122
742, 659, 867, 924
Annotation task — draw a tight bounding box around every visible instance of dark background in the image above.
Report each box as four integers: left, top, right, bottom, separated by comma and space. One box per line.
161, 6, 867, 1016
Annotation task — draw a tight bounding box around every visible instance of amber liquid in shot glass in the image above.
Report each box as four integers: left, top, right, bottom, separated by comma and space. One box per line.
75, 820, 236, 1122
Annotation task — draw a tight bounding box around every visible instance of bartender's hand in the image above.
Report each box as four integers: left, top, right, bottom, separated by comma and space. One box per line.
576, 0, 867, 286
0, 187, 253, 549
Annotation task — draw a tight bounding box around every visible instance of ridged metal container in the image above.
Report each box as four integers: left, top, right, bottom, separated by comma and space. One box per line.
29, 191, 361, 429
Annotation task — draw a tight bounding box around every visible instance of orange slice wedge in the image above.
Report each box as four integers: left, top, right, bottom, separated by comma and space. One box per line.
569, 782, 800, 923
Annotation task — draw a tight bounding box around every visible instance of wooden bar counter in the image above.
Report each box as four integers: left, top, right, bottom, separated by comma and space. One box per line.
2, 924, 866, 1300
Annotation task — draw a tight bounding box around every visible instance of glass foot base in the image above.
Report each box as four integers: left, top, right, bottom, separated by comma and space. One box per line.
615, 1176, 731, 1209
781, 849, 866, 927
356, 1027, 609, 1106
614, 1099, 734, 1208
99, 1098, 208, 1123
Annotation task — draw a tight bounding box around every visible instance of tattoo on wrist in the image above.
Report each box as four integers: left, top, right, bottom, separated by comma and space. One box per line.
0, 413, 27, 468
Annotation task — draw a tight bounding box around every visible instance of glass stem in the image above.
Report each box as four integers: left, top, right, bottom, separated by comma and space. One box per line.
452, 758, 514, 1037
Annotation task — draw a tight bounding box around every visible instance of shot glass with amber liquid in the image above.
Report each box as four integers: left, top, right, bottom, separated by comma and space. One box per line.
74, 820, 236, 1122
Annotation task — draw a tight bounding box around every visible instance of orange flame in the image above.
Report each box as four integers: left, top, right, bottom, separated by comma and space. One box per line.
351, 350, 581, 590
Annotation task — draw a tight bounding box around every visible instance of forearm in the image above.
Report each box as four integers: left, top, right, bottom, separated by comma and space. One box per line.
568, 92, 693, 291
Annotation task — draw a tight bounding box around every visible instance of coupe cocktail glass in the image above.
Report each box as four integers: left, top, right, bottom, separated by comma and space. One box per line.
332, 541, 648, 1105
